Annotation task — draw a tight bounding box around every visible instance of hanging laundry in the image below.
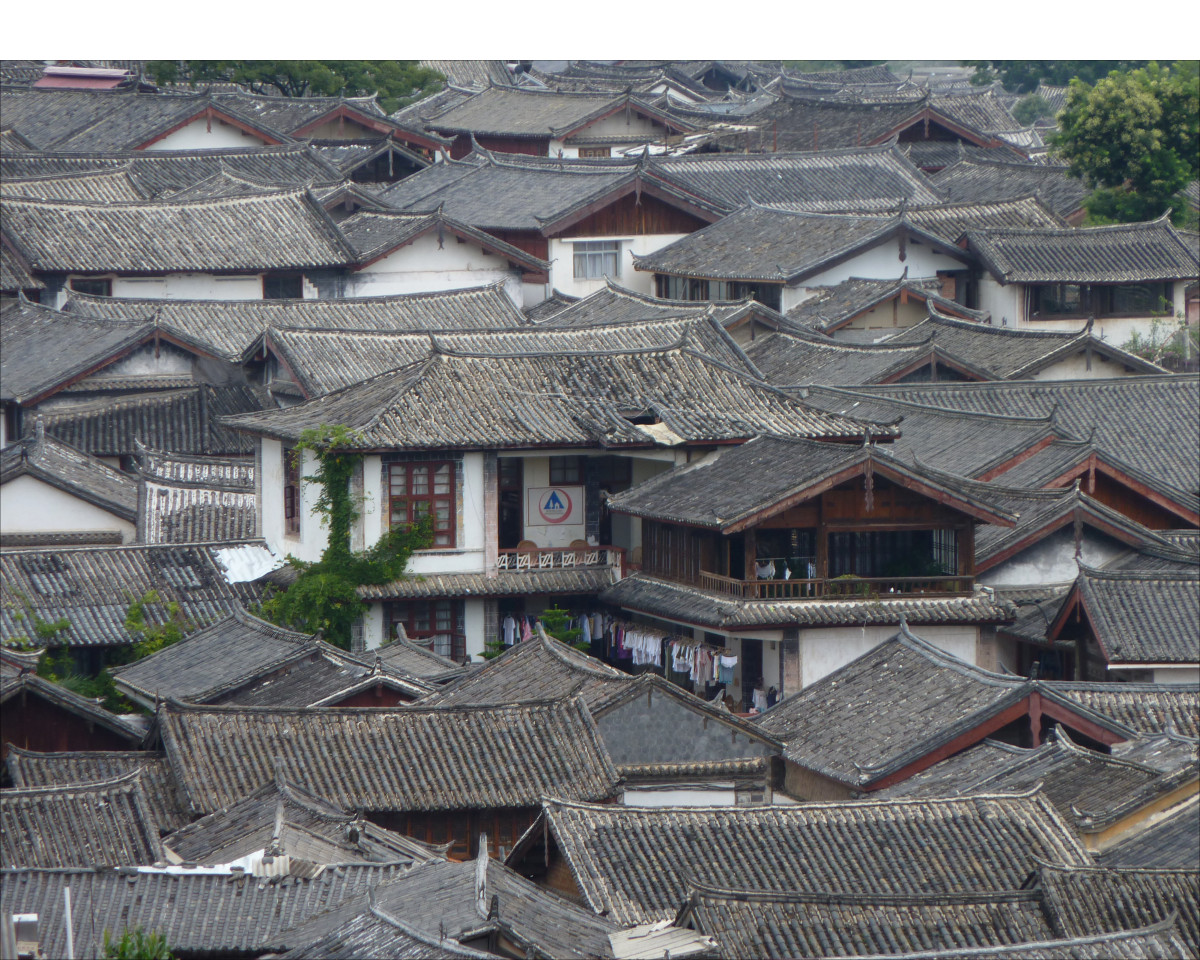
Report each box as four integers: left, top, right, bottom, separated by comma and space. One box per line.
502, 615, 517, 646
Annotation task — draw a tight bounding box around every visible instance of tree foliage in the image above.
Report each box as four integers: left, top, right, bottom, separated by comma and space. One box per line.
965, 61, 1151, 93
258, 426, 431, 648
1052, 61, 1199, 224
144, 61, 444, 112
103, 927, 175, 960
1011, 93, 1054, 125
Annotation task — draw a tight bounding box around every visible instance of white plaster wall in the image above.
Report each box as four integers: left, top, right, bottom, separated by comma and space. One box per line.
345, 233, 520, 297
0, 474, 135, 541
553, 235, 687, 298
98, 342, 195, 378
463, 598, 486, 660
1029, 351, 1140, 380
143, 117, 273, 150
831, 299, 932, 342
623, 786, 739, 807
1151, 667, 1200, 684
787, 241, 964, 311
798, 624, 979, 688
112, 274, 264, 300
260, 438, 327, 563
978, 528, 1128, 588
977, 278, 1023, 328
363, 602, 385, 651
522, 281, 550, 308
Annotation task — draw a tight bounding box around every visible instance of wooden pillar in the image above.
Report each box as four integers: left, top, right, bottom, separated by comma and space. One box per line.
959, 523, 975, 590
1029, 693, 1042, 747
744, 528, 757, 586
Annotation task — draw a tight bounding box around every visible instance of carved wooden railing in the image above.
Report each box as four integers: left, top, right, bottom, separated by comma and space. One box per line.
698, 570, 970, 600
496, 546, 625, 574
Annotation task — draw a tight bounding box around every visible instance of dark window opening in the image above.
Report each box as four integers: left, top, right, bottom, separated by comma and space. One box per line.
549, 456, 585, 485
263, 274, 303, 300
69, 277, 112, 297
283, 445, 301, 537
387, 599, 465, 662
1031, 282, 1172, 319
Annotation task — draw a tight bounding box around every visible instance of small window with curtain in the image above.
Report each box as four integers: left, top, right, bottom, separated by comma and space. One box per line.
573, 240, 620, 279
69, 277, 113, 297
283, 445, 301, 537
389, 461, 456, 547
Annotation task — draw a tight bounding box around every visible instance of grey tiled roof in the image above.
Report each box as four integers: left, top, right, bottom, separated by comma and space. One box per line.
678, 886, 1056, 960
932, 155, 1090, 219
745, 330, 938, 386
276, 856, 619, 960
161, 778, 441, 867
357, 567, 619, 601
966, 219, 1200, 284
879, 727, 1196, 829
632, 205, 969, 283
1, 772, 162, 867
516, 792, 1092, 925
111, 606, 433, 706
422, 86, 689, 139
785, 276, 989, 333
269, 313, 754, 397
35, 381, 270, 458
0, 542, 264, 648
835, 924, 1195, 959
222, 344, 887, 450
419, 60, 515, 87
372, 636, 469, 681
0, 298, 148, 403
1071, 565, 1200, 665
274, 907, 498, 959
0, 863, 413, 959
0, 246, 43, 292
1, 431, 138, 521
5, 747, 190, 831
833, 377, 1200, 499
1097, 796, 1200, 869
419, 631, 634, 709
607, 435, 1015, 531
0, 167, 148, 202
755, 626, 1129, 789
0, 142, 344, 197
1035, 861, 1200, 958
648, 147, 941, 212
601, 573, 1015, 631
887, 313, 1166, 379
2, 189, 354, 273
1038, 682, 1200, 738
68, 281, 526, 362
157, 697, 620, 815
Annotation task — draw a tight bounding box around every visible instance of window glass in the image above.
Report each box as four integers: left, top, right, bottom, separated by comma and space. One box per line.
69, 278, 112, 297
389, 461, 456, 547
573, 241, 620, 279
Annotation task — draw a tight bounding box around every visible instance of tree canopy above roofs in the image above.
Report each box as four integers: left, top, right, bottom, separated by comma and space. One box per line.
965, 61, 1151, 93
1052, 61, 1199, 225
145, 61, 444, 112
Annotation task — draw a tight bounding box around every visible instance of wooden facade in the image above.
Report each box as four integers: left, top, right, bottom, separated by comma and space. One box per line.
373, 806, 540, 860
641, 475, 978, 600
1, 686, 139, 760
556, 192, 711, 239
450, 135, 547, 160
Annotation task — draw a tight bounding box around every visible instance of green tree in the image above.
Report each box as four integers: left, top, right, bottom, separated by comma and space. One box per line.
1012, 93, 1055, 125
1052, 61, 1199, 224
103, 927, 174, 960
258, 426, 431, 648
144, 61, 443, 112
538, 605, 588, 652
965, 60, 1151, 92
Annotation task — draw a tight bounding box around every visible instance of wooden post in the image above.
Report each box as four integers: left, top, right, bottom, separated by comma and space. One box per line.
1028, 692, 1042, 747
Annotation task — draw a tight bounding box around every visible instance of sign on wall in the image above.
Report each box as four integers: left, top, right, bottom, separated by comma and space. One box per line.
527, 486, 584, 526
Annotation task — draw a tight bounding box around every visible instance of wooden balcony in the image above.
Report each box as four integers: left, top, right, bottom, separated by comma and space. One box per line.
698, 570, 972, 600
496, 545, 624, 574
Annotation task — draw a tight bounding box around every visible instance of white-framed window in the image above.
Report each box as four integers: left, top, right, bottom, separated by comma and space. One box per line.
573, 240, 621, 279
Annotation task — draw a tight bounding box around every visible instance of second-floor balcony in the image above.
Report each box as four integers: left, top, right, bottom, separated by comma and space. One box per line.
698, 569, 972, 601
496, 544, 625, 575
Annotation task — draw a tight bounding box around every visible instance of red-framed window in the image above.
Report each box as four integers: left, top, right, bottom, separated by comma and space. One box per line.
283, 445, 301, 537
387, 600, 465, 662
388, 461, 455, 547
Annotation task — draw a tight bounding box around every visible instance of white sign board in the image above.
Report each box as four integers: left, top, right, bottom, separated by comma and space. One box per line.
526, 486, 584, 526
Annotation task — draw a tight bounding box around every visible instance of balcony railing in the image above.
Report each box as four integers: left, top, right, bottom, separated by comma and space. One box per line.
698, 570, 971, 600
496, 545, 624, 574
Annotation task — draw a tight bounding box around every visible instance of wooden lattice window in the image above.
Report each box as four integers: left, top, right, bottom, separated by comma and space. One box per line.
283, 445, 301, 537
389, 461, 455, 547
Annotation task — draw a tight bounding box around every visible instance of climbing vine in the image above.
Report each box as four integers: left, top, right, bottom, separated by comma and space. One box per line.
259, 425, 431, 648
